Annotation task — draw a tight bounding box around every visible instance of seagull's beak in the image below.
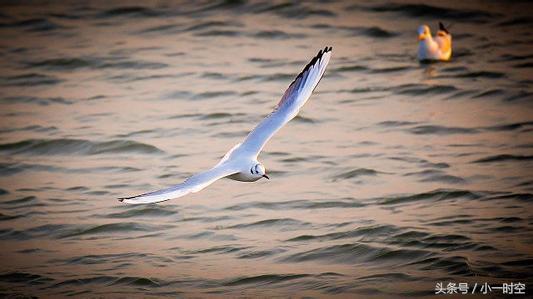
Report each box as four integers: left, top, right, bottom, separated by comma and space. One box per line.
262, 174, 270, 180
418, 34, 425, 41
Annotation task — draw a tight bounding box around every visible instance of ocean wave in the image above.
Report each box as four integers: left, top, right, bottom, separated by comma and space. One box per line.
388, 156, 449, 169
0, 96, 72, 105
1, 196, 38, 206
370, 66, 413, 73
25, 57, 94, 70
456, 71, 505, 79
315, 24, 397, 38
200, 112, 245, 120
504, 90, 533, 102
408, 125, 478, 135
286, 224, 400, 242
187, 245, 247, 255
382, 121, 533, 136
358, 3, 497, 22
0, 212, 22, 222
253, 30, 305, 39
485, 193, 533, 201
0, 139, 163, 155
473, 154, 533, 163
408, 255, 474, 276
26, 56, 167, 71
223, 274, 309, 287
389, 230, 495, 252
498, 16, 533, 27
333, 64, 369, 73
392, 84, 457, 96
376, 189, 482, 206
103, 206, 176, 219
281, 243, 432, 265
98, 6, 164, 18
497, 53, 533, 62
0, 18, 62, 32
332, 168, 380, 180
348, 26, 398, 38
252, 3, 335, 19
377, 120, 419, 127
485, 121, 533, 132
0, 162, 141, 176
0, 73, 61, 86
514, 62, 533, 68
176, 231, 237, 242
472, 89, 505, 99
195, 29, 241, 37
111, 276, 160, 287
404, 169, 466, 184
237, 248, 287, 259
0, 124, 58, 133
60, 222, 168, 239
228, 218, 311, 230
193, 91, 237, 100
224, 198, 365, 211
0, 271, 53, 285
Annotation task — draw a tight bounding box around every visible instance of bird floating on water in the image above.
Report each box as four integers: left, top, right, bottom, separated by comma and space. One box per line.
119, 47, 332, 204
417, 22, 452, 62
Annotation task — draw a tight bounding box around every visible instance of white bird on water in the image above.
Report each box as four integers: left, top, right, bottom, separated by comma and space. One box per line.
119, 47, 332, 204
417, 22, 452, 62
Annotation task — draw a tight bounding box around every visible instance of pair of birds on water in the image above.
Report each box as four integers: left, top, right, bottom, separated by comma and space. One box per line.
120, 24, 452, 204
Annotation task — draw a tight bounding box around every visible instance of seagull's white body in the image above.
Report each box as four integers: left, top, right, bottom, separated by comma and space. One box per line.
120, 47, 332, 204
417, 23, 452, 62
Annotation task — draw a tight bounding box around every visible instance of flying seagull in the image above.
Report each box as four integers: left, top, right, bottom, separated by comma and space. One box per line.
417, 22, 452, 62
119, 47, 332, 204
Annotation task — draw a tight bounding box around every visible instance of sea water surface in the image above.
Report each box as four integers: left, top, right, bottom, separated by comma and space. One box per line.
0, 1, 532, 298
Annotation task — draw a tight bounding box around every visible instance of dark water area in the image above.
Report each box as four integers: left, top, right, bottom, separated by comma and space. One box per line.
0, 0, 532, 298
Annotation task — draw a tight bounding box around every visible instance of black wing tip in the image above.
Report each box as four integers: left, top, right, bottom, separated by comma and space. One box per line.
318, 46, 333, 57
279, 46, 332, 101
295, 46, 332, 79
438, 22, 449, 34
118, 194, 142, 201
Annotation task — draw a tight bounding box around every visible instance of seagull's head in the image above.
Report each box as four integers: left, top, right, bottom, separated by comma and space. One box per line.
251, 163, 269, 180
418, 25, 431, 41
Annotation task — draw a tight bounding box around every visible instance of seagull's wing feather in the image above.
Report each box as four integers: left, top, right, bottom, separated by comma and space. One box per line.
119, 163, 238, 204
435, 34, 451, 54
435, 22, 452, 56
237, 47, 332, 157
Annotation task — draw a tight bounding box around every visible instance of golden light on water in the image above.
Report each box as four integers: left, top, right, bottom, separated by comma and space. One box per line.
0, 1, 532, 297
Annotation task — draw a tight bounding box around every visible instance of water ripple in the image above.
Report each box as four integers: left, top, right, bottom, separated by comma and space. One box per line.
0, 139, 163, 156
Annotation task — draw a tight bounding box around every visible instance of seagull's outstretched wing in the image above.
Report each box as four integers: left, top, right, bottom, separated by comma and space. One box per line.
237, 47, 332, 157
119, 163, 238, 204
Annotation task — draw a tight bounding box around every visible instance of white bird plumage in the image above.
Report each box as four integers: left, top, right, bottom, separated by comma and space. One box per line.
119, 47, 332, 204
417, 22, 452, 62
